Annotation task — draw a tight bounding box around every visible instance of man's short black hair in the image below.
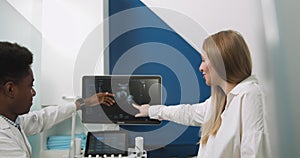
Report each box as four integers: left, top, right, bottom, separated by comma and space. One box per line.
0, 42, 33, 85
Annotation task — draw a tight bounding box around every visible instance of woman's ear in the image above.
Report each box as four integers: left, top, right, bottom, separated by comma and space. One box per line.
2, 81, 16, 98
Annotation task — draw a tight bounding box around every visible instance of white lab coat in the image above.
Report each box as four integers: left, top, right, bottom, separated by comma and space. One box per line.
149, 75, 271, 158
0, 103, 76, 158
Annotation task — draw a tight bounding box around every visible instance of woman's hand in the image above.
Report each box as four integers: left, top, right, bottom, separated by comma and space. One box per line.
132, 103, 150, 117
84, 92, 115, 107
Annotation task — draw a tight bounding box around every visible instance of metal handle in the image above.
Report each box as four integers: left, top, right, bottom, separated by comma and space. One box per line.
62, 96, 80, 101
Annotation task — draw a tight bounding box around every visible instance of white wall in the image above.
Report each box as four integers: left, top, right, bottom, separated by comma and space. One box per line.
41, 0, 104, 106
141, 0, 268, 84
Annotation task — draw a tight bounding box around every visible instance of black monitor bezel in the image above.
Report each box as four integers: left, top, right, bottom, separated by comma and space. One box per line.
81, 75, 162, 125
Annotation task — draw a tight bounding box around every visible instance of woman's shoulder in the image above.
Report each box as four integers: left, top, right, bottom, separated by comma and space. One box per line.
234, 75, 265, 97
243, 82, 264, 94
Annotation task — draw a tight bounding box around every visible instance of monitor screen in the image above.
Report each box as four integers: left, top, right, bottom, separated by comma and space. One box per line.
84, 131, 128, 157
81, 75, 162, 124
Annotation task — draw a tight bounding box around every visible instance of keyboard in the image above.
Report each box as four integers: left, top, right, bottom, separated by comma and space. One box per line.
82, 153, 146, 158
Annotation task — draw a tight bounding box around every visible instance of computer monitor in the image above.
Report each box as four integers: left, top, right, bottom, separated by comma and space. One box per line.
81, 75, 162, 124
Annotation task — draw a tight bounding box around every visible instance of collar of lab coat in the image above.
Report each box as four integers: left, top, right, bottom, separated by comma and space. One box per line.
229, 75, 258, 96
0, 114, 32, 157
0, 116, 11, 130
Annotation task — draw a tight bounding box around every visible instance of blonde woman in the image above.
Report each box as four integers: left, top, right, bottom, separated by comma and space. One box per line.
133, 30, 270, 158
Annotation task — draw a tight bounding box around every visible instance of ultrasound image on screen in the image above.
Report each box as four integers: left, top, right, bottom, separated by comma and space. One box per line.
82, 76, 161, 124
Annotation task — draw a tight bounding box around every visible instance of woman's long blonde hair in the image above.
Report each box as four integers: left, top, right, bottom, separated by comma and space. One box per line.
201, 30, 252, 145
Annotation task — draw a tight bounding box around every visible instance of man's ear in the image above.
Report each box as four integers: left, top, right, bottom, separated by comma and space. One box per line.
2, 81, 16, 98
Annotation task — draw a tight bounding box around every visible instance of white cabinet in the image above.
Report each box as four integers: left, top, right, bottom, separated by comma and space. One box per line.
39, 109, 87, 158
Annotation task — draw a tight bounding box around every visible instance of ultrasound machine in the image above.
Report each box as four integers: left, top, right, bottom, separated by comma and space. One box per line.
72, 75, 162, 158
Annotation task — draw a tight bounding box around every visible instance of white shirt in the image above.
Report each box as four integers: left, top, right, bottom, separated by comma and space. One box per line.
149, 75, 270, 158
0, 103, 76, 158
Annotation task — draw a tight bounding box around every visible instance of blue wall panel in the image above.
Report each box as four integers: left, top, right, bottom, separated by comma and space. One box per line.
107, 0, 210, 157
